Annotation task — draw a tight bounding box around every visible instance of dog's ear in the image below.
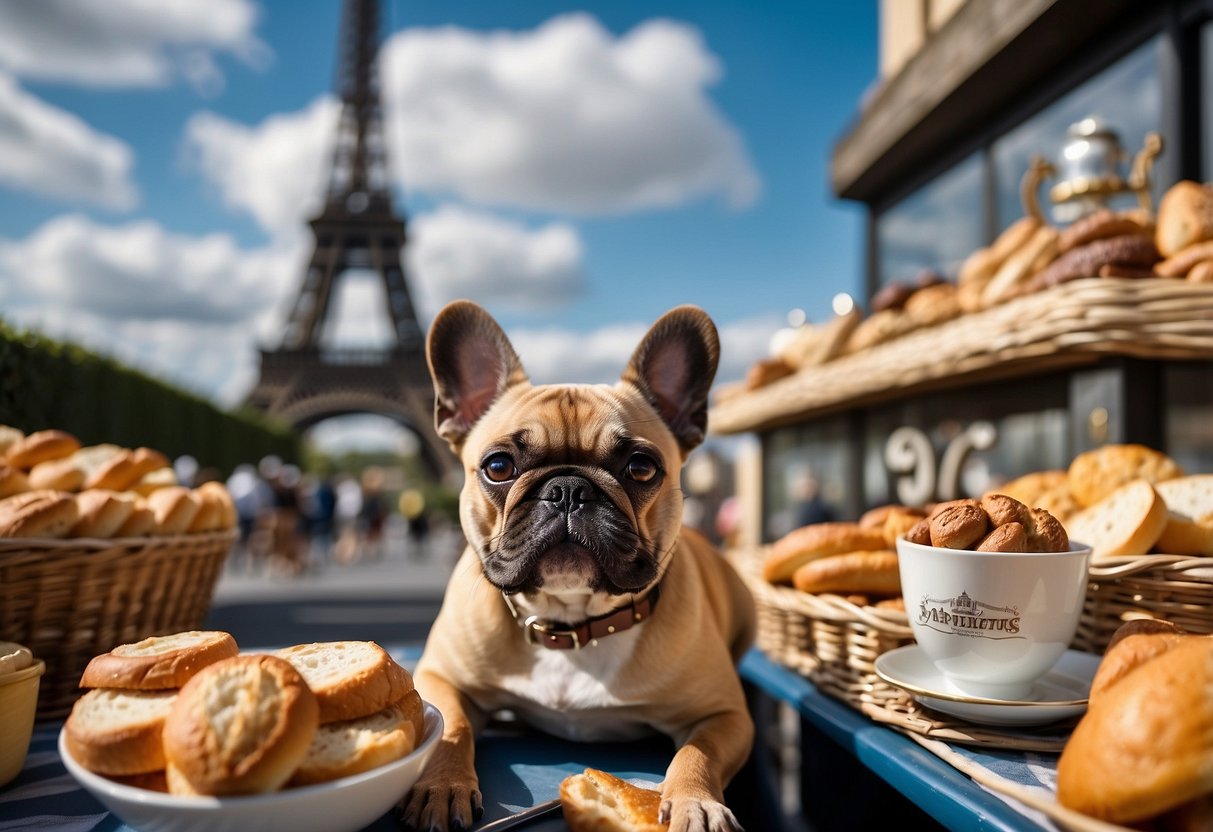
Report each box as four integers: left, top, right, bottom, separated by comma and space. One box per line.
427, 300, 528, 452
621, 306, 720, 457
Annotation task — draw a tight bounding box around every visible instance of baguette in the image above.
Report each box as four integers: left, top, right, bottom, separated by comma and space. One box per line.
791, 551, 900, 596
762, 523, 889, 584
6, 429, 80, 469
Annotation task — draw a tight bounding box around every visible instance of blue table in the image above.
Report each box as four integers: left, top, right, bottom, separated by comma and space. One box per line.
740, 651, 1050, 832
0, 648, 1050, 831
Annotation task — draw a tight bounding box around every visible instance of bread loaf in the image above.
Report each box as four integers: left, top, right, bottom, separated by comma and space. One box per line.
560, 768, 666, 832
0, 490, 79, 538
273, 641, 412, 724
28, 458, 84, 491
6, 430, 80, 469
163, 654, 319, 795
791, 550, 900, 596
958, 217, 1040, 311
762, 523, 890, 584
1057, 638, 1213, 824
64, 689, 177, 776
1067, 444, 1183, 508
80, 630, 238, 690
147, 486, 200, 534
0, 426, 23, 457
0, 466, 29, 499
70, 490, 135, 538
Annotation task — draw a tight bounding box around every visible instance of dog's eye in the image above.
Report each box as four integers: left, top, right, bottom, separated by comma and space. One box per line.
626, 453, 659, 483
481, 453, 517, 483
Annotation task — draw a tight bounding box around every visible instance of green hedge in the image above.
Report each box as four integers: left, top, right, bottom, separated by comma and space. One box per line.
0, 321, 299, 475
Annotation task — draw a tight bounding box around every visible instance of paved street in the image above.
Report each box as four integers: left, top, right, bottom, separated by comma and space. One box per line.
204, 518, 464, 649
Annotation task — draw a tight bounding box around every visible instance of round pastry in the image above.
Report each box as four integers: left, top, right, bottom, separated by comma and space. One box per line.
70, 489, 135, 538
80, 630, 238, 690
903, 282, 961, 328
976, 521, 1029, 552
6, 429, 80, 469
903, 517, 932, 546
64, 689, 177, 776
1156, 179, 1213, 257
0, 490, 79, 538
928, 504, 989, 549
979, 494, 1032, 529
163, 655, 319, 795
762, 522, 891, 584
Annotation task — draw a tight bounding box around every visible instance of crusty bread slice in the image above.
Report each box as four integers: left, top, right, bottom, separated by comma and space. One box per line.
80, 630, 238, 690
559, 768, 665, 832
1066, 479, 1169, 562
273, 641, 412, 724
64, 688, 177, 776
163, 654, 319, 796
290, 691, 424, 786
1155, 476, 1213, 555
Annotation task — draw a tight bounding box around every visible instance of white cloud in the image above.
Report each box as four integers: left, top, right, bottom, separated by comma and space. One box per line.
0, 0, 268, 93
0, 73, 137, 209
0, 214, 303, 403
183, 98, 339, 238
407, 205, 583, 314
382, 14, 760, 213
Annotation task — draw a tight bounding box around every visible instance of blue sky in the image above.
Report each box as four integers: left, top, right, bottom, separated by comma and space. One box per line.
0, 1, 876, 449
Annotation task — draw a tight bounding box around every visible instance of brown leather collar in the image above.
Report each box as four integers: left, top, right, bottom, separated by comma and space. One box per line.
503, 584, 661, 650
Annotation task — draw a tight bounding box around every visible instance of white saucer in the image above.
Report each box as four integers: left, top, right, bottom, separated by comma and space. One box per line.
874, 645, 1101, 727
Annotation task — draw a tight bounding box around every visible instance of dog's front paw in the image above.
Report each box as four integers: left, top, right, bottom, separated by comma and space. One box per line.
659, 795, 744, 832
398, 772, 482, 832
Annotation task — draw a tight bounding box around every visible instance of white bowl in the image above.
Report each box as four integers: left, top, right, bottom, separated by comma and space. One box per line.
59, 702, 443, 832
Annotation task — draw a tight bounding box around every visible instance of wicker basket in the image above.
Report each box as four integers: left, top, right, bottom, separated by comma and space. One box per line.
733, 547, 914, 705
0, 531, 236, 719
1073, 554, 1213, 654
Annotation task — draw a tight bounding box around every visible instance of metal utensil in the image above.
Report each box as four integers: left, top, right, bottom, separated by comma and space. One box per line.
474, 798, 563, 831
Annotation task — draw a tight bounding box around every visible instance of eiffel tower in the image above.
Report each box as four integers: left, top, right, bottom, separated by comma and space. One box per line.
247, 0, 454, 478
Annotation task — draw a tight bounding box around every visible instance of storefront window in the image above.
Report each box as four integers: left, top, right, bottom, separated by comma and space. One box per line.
1204, 23, 1213, 179
762, 419, 853, 542
1165, 364, 1213, 475
992, 37, 1162, 233
875, 152, 984, 288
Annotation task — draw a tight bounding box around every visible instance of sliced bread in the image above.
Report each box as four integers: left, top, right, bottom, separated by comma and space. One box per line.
163, 654, 319, 795
1155, 476, 1213, 555
290, 690, 425, 786
1066, 479, 1169, 562
273, 641, 412, 724
80, 630, 238, 690
64, 689, 177, 776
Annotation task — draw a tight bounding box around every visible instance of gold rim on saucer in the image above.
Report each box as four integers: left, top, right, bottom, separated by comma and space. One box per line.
874, 649, 1090, 708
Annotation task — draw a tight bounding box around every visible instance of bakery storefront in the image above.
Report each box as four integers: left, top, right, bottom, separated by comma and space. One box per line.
716, 0, 1213, 544
717, 2, 1213, 829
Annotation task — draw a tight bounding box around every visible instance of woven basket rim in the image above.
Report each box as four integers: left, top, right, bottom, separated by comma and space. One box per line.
1089, 553, 1213, 578
0, 528, 237, 551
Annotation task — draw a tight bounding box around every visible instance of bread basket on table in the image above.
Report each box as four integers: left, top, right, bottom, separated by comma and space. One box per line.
0, 530, 236, 719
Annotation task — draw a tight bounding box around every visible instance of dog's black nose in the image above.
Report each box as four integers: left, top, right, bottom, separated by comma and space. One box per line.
538, 475, 597, 512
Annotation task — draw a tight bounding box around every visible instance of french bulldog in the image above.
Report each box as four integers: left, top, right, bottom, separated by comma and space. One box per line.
402, 301, 755, 832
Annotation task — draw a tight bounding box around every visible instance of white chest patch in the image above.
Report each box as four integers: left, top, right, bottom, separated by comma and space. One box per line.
492, 628, 654, 741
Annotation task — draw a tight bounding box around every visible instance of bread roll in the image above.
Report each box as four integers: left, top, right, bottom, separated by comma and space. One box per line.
114, 501, 156, 537
0, 641, 33, 676
1060, 208, 1154, 253
929, 504, 989, 549
0, 465, 29, 499
28, 458, 84, 491
0, 490, 79, 538
163, 655, 319, 795
560, 768, 665, 832
1188, 260, 1213, 283
1156, 180, 1213, 257
1155, 240, 1213, 277
762, 523, 890, 584
80, 630, 238, 690
980, 225, 1060, 306
0, 426, 24, 457
290, 694, 423, 786
1066, 479, 1169, 562
791, 550, 900, 596
1088, 631, 1190, 705
132, 467, 177, 497
273, 641, 412, 724
6, 429, 80, 469
70, 490, 135, 538
89, 448, 171, 492
1057, 638, 1213, 823
147, 486, 200, 534
958, 217, 1041, 311
64, 689, 177, 776
195, 481, 237, 530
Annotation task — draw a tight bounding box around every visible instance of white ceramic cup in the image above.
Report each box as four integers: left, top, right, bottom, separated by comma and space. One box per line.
896, 538, 1092, 700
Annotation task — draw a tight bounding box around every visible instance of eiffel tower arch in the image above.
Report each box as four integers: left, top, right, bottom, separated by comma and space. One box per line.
246, 0, 456, 480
